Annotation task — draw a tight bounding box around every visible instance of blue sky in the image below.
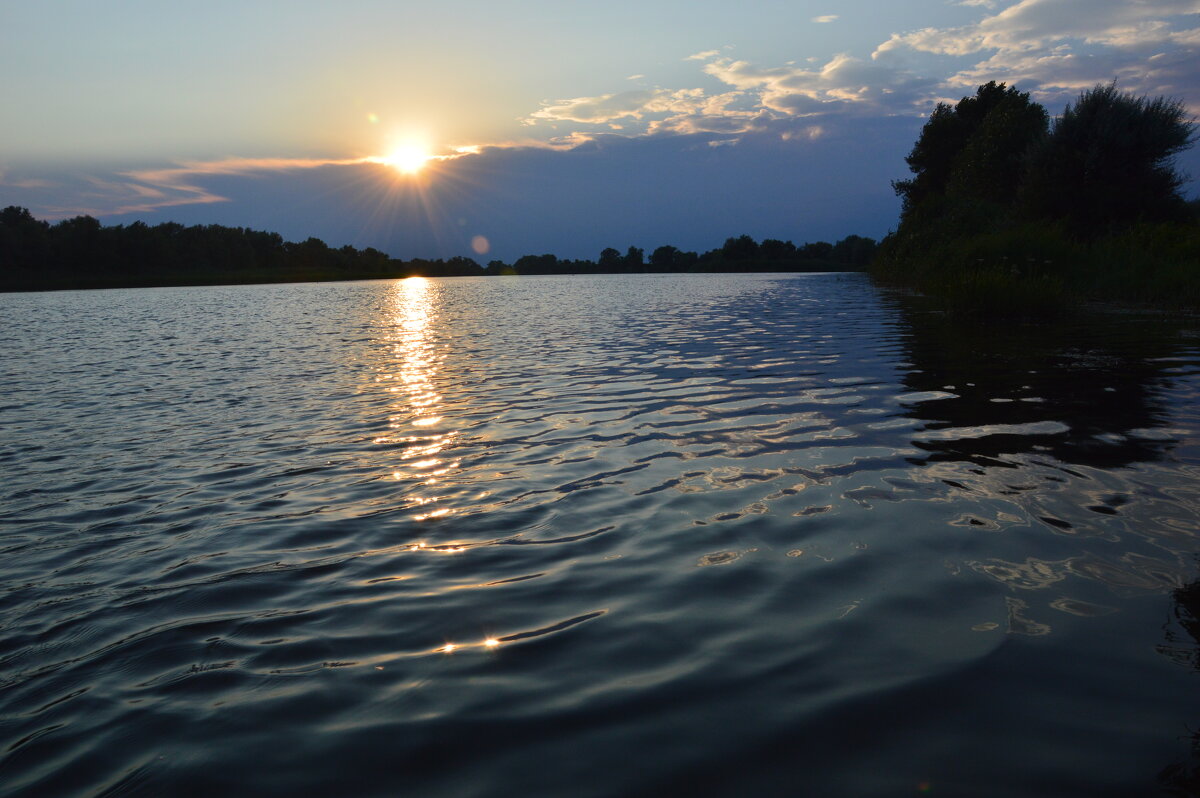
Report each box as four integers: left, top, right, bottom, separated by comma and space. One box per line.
3, 0, 1200, 261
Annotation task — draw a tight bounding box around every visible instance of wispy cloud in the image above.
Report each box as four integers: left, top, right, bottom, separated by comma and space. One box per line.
523, 48, 939, 141
876, 0, 1200, 57
112, 157, 378, 215
525, 89, 709, 125
701, 53, 936, 113
520, 1, 1200, 159
0, 176, 56, 189
29, 153, 484, 219
872, 0, 1200, 105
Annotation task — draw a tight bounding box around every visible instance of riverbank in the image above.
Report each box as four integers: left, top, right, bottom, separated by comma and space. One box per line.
1, 266, 866, 293
871, 218, 1200, 317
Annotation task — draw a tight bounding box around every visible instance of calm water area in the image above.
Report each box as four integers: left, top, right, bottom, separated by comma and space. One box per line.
4, 272, 1200, 796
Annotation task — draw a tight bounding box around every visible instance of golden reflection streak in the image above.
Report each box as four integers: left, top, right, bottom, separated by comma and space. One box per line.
377, 276, 463, 522
436, 638, 502, 655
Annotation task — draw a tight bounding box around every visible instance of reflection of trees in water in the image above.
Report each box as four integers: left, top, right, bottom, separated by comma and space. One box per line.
1158, 581, 1200, 795
888, 293, 1186, 469
882, 292, 1200, 792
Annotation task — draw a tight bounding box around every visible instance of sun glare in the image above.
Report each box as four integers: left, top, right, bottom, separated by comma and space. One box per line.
383, 145, 433, 175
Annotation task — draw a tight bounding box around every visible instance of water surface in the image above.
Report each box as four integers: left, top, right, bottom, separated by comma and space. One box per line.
3, 273, 1200, 796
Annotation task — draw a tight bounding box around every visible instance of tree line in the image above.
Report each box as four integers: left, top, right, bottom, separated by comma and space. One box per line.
489, 234, 877, 276
0, 205, 877, 291
0, 208, 491, 291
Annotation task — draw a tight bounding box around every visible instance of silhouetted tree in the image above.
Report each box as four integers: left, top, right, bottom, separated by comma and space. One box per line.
0, 206, 51, 284
514, 253, 559, 274
831, 235, 878, 267
946, 91, 1048, 206
1022, 83, 1196, 234
893, 81, 1044, 220
875, 81, 1199, 307
799, 241, 833, 261
0, 205, 48, 239
441, 255, 483, 275
650, 245, 679, 268
598, 247, 622, 269
759, 238, 796, 261
0, 207, 424, 290
721, 234, 759, 261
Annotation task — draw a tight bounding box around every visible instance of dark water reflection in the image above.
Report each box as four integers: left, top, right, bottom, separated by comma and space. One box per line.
2, 274, 1199, 797
1160, 581, 1200, 795
895, 296, 1185, 469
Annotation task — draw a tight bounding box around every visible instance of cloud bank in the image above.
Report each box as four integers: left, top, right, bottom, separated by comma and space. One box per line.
874, 0, 1200, 103
523, 0, 1200, 140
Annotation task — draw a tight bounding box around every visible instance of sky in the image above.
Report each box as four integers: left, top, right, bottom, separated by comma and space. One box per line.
3, 0, 1200, 262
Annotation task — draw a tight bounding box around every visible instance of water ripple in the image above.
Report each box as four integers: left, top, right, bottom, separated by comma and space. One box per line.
2, 275, 1200, 796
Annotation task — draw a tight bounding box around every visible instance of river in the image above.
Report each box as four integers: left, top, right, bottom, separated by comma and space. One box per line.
3, 273, 1200, 796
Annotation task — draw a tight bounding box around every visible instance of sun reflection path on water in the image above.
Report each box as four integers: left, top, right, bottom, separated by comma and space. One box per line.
378, 277, 461, 522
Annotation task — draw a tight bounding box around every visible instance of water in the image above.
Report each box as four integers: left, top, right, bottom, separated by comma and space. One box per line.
3, 273, 1200, 797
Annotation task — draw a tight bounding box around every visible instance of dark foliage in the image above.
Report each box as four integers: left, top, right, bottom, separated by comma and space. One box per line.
875, 81, 1199, 311
893, 81, 1047, 219
1, 207, 878, 290
407, 232, 877, 276
0, 209, 490, 291
721, 234, 759, 261
1022, 83, 1196, 234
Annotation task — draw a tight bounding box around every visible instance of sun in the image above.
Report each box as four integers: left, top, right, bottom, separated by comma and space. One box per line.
381, 145, 433, 175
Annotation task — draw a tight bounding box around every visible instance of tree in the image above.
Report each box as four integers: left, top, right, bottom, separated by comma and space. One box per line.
1, 206, 45, 230
443, 256, 482, 275
946, 92, 1048, 206
0, 207, 51, 284
721, 234, 759, 261
53, 215, 104, 272
514, 253, 559, 274
799, 241, 833, 261
893, 81, 1046, 219
1021, 83, 1196, 234
831, 235, 878, 267
650, 245, 679, 268
759, 238, 796, 261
